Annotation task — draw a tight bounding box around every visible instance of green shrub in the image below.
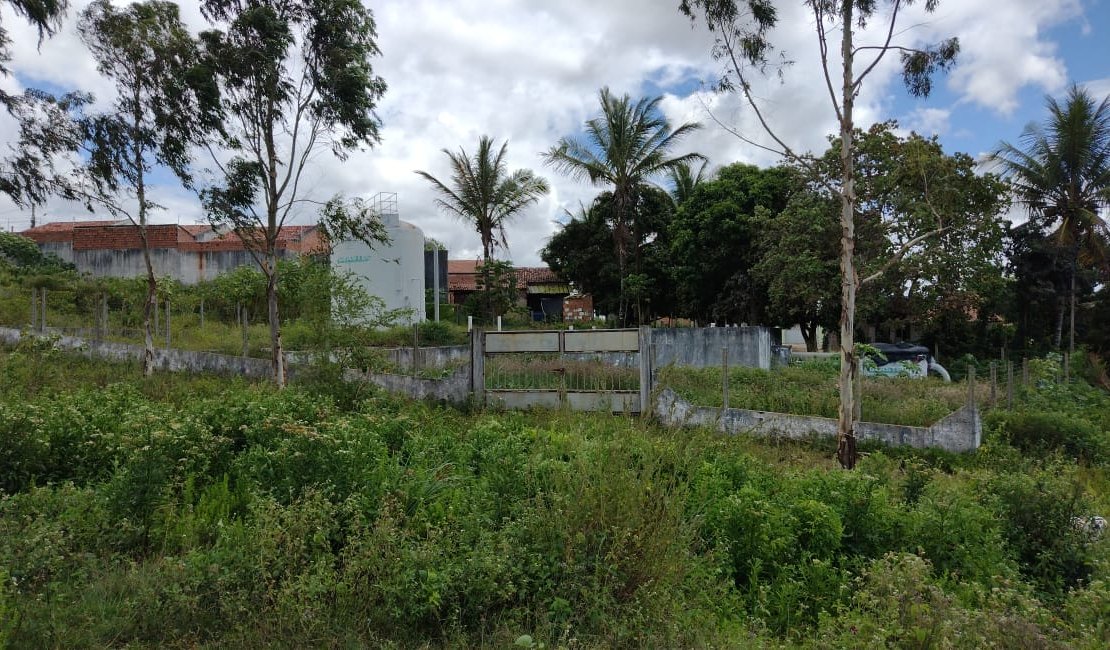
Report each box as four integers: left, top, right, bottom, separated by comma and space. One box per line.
986, 409, 1109, 463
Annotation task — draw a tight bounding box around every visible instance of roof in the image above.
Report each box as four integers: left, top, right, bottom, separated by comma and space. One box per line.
447, 259, 481, 274
446, 260, 565, 292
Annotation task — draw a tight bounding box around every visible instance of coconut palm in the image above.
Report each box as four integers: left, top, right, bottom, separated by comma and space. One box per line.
667, 159, 711, 207
416, 136, 549, 264
993, 85, 1110, 352
544, 87, 703, 325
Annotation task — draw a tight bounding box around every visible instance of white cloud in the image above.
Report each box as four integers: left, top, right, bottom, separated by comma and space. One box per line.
0, 0, 1092, 264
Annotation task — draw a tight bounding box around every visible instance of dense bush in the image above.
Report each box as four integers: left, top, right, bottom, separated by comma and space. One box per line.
1, 350, 1109, 647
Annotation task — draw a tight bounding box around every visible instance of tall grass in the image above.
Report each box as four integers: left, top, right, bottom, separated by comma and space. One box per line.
660, 361, 980, 427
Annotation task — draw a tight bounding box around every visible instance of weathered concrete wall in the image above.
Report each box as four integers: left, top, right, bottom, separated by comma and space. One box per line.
0, 327, 275, 378
385, 345, 470, 370
343, 365, 470, 403
654, 388, 980, 453
652, 327, 771, 370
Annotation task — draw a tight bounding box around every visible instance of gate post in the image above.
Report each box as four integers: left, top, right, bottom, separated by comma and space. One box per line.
470, 327, 485, 403
639, 326, 652, 417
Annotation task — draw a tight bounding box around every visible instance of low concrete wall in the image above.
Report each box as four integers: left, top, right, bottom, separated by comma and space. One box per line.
384, 345, 469, 370
343, 365, 470, 403
652, 327, 771, 370
654, 388, 980, 453
0, 327, 275, 378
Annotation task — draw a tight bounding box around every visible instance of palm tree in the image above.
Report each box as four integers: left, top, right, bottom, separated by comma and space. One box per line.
544, 87, 703, 325
667, 159, 711, 207
416, 136, 549, 321
417, 136, 549, 262
993, 85, 1110, 352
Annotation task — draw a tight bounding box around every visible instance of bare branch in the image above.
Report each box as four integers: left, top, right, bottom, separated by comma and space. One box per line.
852, 0, 902, 89
860, 225, 949, 286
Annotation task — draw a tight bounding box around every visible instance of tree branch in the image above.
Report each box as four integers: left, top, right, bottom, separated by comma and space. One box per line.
852, 0, 902, 90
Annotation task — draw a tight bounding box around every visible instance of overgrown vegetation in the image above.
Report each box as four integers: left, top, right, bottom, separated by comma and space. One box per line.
661, 359, 975, 427
2, 345, 1108, 647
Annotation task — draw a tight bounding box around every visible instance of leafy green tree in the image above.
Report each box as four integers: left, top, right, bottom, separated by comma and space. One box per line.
752, 192, 840, 351
197, 0, 388, 387
545, 87, 702, 325
78, 0, 212, 376
842, 124, 1009, 347
992, 85, 1110, 353
415, 135, 548, 323
544, 188, 676, 322
669, 163, 798, 325
680, 0, 959, 468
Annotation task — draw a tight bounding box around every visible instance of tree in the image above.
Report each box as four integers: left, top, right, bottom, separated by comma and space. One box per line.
667, 158, 711, 207
197, 0, 388, 387
681, 0, 959, 469
0, 1, 69, 111
545, 87, 703, 325
752, 190, 840, 351
834, 123, 1009, 347
543, 188, 677, 322
415, 135, 548, 323
992, 85, 1110, 353
78, 0, 212, 376
668, 163, 798, 325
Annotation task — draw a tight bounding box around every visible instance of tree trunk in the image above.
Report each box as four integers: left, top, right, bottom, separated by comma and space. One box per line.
836, 1, 858, 470
1054, 297, 1065, 349
134, 92, 156, 377
1069, 255, 1076, 354
266, 254, 286, 388
802, 322, 818, 353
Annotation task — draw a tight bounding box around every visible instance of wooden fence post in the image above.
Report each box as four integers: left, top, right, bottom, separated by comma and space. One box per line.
240, 305, 249, 359
721, 346, 729, 412
638, 326, 652, 417
29, 287, 37, 330
967, 365, 976, 410
989, 362, 997, 407
470, 327, 485, 404
165, 298, 171, 350
1007, 361, 1014, 409
40, 287, 46, 333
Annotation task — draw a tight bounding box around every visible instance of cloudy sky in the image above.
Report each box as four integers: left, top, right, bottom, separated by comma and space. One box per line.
1, 0, 1108, 265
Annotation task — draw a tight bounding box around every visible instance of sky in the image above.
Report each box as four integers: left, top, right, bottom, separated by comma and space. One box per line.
0, 0, 1107, 265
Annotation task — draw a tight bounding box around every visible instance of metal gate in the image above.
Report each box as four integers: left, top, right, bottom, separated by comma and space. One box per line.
470, 327, 650, 413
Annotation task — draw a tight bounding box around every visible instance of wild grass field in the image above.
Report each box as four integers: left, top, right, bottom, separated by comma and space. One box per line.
661, 360, 980, 427
2, 340, 1110, 648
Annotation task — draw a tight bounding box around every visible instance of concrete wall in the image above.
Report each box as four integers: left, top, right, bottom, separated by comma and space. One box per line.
654, 388, 980, 453
343, 365, 470, 403
651, 327, 771, 370
0, 327, 275, 378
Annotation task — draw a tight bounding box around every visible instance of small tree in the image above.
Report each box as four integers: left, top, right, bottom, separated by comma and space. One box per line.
78, 0, 212, 375
680, 0, 959, 468
198, 0, 388, 387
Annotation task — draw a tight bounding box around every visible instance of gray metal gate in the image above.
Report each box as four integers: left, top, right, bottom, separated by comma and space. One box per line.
470, 327, 651, 413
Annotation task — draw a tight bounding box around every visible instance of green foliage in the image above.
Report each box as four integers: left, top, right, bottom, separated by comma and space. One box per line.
2, 351, 1109, 646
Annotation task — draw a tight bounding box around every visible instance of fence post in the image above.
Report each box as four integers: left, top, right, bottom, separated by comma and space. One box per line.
470, 327, 484, 404
29, 287, 37, 330
412, 323, 420, 393
853, 356, 862, 423
967, 365, 976, 411
989, 362, 997, 407
101, 294, 109, 341
40, 287, 47, 333
1007, 361, 1014, 409
165, 298, 171, 350
199, 298, 205, 328
721, 346, 729, 412
240, 305, 249, 359
639, 326, 652, 417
